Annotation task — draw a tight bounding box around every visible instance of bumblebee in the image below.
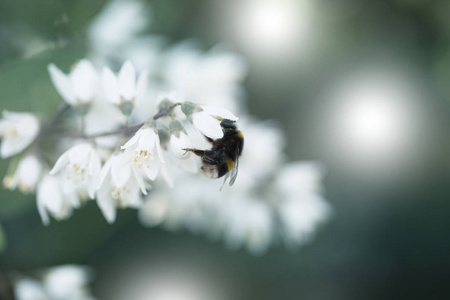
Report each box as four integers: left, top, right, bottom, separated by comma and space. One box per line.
184, 119, 244, 187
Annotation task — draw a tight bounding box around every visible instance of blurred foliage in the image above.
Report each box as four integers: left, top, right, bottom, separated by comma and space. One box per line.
0, 223, 6, 253
0, 48, 85, 117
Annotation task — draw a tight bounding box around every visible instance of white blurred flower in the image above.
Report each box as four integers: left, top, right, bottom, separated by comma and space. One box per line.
237, 118, 285, 189
0, 111, 40, 158
48, 60, 99, 106
191, 105, 238, 139
88, 0, 149, 62
222, 196, 273, 255
37, 174, 76, 225
4, 154, 42, 193
121, 127, 165, 181
140, 175, 221, 233
138, 190, 169, 228
101, 61, 148, 113
43, 265, 95, 300
275, 162, 326, 197
96, 152, 146, 223
50, 143, 102, 199
275, 162, 331, 249
84, 97, 126, 153
162, 42, 248, 112
14, 278, 50, 300
14, 265, 95, 300
279, 195, 331, 250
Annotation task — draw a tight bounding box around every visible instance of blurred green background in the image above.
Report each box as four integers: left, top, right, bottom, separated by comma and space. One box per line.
1, 0, 450, 299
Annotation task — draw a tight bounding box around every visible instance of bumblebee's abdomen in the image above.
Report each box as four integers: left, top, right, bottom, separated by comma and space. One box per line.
201, 159, 235, 179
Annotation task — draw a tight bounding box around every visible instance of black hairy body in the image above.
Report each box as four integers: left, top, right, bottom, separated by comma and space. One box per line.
184, 119, 244, 186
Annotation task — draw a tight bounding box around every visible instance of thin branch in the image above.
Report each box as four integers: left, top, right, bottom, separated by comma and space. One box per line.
153, 102, 181, 120
39, 102, 182, 141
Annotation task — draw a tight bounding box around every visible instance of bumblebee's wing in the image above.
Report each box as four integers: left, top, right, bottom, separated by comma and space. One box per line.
228, 156, 239, 186
220, 172, 230, 191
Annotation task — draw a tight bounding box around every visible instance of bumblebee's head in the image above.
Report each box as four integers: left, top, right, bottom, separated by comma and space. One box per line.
220, 119, 237, 130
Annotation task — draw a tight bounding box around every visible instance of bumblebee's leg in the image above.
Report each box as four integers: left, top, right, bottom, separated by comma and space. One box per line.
183, 148, 220, 164
183, 148, 206, 157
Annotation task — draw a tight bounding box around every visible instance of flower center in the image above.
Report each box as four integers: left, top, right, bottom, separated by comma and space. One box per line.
111, 186, 131, 207
1, 127, 19, 140
66, 163, 87, 184
132, 149, 151, 168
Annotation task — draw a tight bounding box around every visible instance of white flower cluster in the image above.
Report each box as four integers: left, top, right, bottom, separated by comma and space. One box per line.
0, 0, 332, 255
139, 119, 331, 254
2, 57, 240, 226
13, 265, 95, 300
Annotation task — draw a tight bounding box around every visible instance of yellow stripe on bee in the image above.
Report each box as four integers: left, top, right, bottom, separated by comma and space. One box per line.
226, 159, 235, 171
216, 116, 222, 120
237, 131, 244, 139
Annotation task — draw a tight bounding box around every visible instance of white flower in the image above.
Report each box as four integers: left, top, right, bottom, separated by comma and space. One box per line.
275, 162, 331, 249
37, 174, 77, 225
278, 195, 331, 250
169, 132, 192, 159
14, 265, 95, 300
237, 118, 285, 190
162, 42, 248, 112
88, 0, 149, 59
101, 61, 148, 108
48, 60, 99, 106
84, 96, 126, 152
121, 127, 165, 181
222, 196, 273, 255
14, 278, 50, 300
192, 105, 238, 139
4, 154, 42, 193
0, 111, 40, 158
50, 143, 102, 199
96, 152, 147, 223
275, 162, 326, 197
43, 265, 94, 300
138, 190, 169, 228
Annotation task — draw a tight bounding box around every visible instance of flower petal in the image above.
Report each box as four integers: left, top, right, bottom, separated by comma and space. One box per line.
170, 133, 191, 159
49, 152, 70, 175
1, 139, 21, 158
201, 105, 238, 121
71, 60, 98, 103
137, 128, 156, 151
96, 183, 117, 223
111, 156, 131, 188
118, 60, 136, 100
143, 159, 160, 180
101, 67, 121, 104
48, 64, 76, 105
67, 143, 91, 164
154, 131, 165, 163
121, 129, 141, 149
136, 69, 149, 104
131, 165, 147, 195
87, 151, 101, 198
97, 155, 114, 189
192, 111, 223, 139
37, 191, 50, 226
37, 175, 63, 219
